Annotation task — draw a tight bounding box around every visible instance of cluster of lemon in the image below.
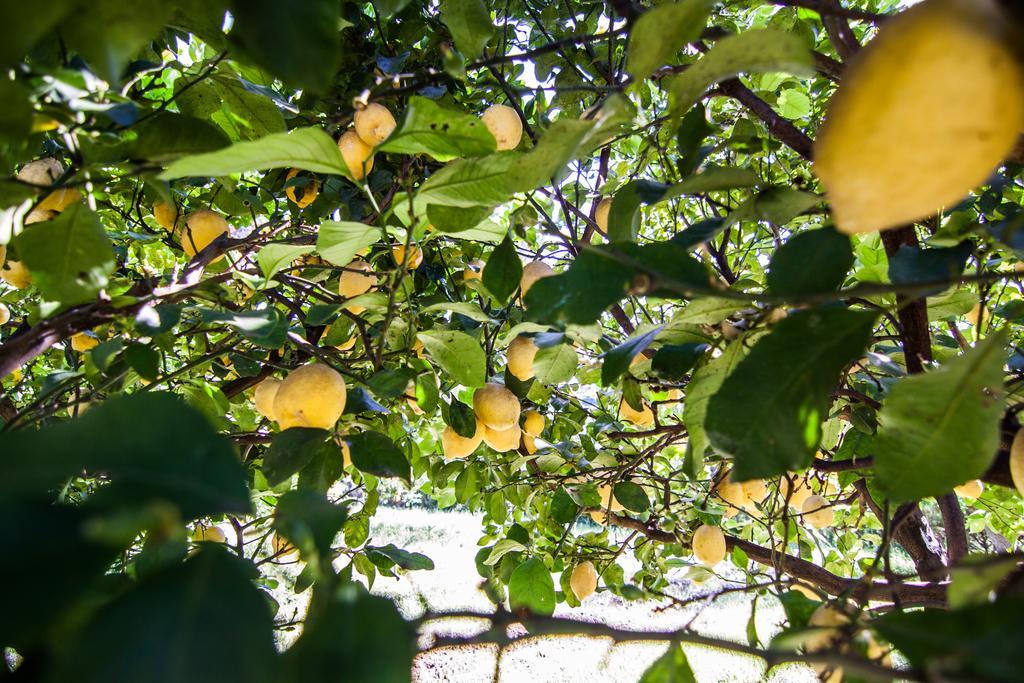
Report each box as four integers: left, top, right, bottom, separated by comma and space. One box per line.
439, 382, 542, 459
150, 201, 230, 261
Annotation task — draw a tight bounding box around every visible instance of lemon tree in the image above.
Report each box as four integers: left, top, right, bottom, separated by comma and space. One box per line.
3, 1, 1024, 682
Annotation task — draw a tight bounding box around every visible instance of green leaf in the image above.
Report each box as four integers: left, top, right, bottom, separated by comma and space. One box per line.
874, 331, 1007, 502
668, 29, 815, 114
258, 243, 315, 281
421, 301, 495, 323
51, 547, 277, 683
378, 95, 496, 161
297, 441, 345, 495
948, 556, 1019, 610
161, 128, 349, 180
177, 75, 286, 141
282, 583, 414, 683
263, 428, 333, 487
58, 0, 172, 83
13, 204, 115, 305
366, 544, 435, 571
602, 326, 663, 386
483, 233, 523, 303
613, 481, 650, 512
532, 343, 579, 384
0, 393, 250, 518
0, 0, 77, 67
0, 501, 127, 646
230, 0, 341, 92
707, 307, 878, 480
684, 341, 743, 457
416, 330, 486, 387
440, 0, 494, 59
426, 204, 495, 233
888, 242, 972, 287
767, 226, 853, 296
638, 643, 698, 683
675, 104, 714, 177
275, 489, 348, 558
873, 600, 1024, 683
550, 487, 579, 524
199, 308, 288, 348
673, 296, 742, 325
626, 0, 714, 82
728, 187, 820, 227
444, 398, 479, 438
316, 220, 380, 265
125, 343, 160, 381
652, 343, 709, 380
484, 539, 529, 566
0, 78, 32, 144
508, 557, 555, 616
346, 431, 411, 483
366, 367, 417, 399
130, 112, 231, 161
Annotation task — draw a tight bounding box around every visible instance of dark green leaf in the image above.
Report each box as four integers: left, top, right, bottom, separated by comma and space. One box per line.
125, 343, 160, 381
508, 557, 555, 616
440, 0, 493, 59
230, 0, 341, 92
274, 489, 348, 558
627, 0, 714, 82
888, 242, 972, 287
613, 481, 650, 512
346, 431, 411, 483
707, 307, 877, 480
602, 326, 663, 386
675, 104, 714, 177
874, 331, 1007, 502
199, 308, 289, 348
550, 487, 579, 524
444, 398, 479, 438
58, 0, 172, 83
0, 393, 250, 518
874, 600, 1024, 683
51, 547, 277, 683
652, 343, 709, 380
366, 367, 417, 400
0, 0, 77, 67
282, 583, 414, 683
416, 330, 486, 387
638, 643, 698, 683
263, 428, 333, 487
366, 543, 435, 571
483, 233, 523, 303
14, 204, 116, 304
378, 96, 496, 161
767, 226, 852, 296
130, 112, 230, 161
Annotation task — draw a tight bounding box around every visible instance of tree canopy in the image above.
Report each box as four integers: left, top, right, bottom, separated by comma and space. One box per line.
2, 0, 1024, 681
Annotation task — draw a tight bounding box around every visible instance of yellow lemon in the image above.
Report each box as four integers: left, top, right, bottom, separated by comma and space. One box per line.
441, 418, 485, 460
473, 383, 521, 431
284, 168, 319, 208
481, 103, 523, 151
392, 244, 423, 269
483, 423, 521, 452
182, 209, 229, 259
520, 260, 555, 297
153, 201, 178, 231
619, 397, 654, 427
953, 479, 984, 499
523, 410, 544, 437
273, 363, 347, 431
1011, 428, 1024, 497
253, 377, 282, 421
569, 561, 598, 601
1, 261, 31, 289
801, 494, 835, 529
0, 303, 10, 325
338, 130, 374, 180
594, 197, 612, 235
507, 336, 538, 381
192, 525, 226, 543
813, 0, 1024, 234
354, 103, 397, 146
692, 524, 726, 567
71, 332, 99, 352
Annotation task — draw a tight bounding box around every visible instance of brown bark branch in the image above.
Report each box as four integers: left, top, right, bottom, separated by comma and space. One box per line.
714, 79, 814, 160
606, 512, 947, 607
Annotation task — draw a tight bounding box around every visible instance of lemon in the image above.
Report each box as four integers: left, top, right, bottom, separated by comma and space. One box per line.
153, 201, 178, 231
473, 382, 521, 430
953, 479, 984, 499
483, 423, 521, 452
71, 332, 99, 352
271, 531, 299, 559
520, 260, 555, 297
338, 260, 377, 314
593, 197, 612, 235
521, 433, 537, 454
523, 410, 544, 437
507, 336, 538, 381
463, 259, 485, 281
779, 475, 813, 509
441, 418, 485, 460
801, 494, 835, 529
18, 157, 81, 212
481, 104, 523, 151
182, 209, 229, 259
273, 363, 347, 431
966, 303, 989, 328
813, 0, 1024, 234
392, 244, 423, 269
619, 397, 654, 427
740, 479, 768, 503
253, 378, 282, 421
338, 130, 374, 180
191, 525, 226, 543
341, 438, 352, 468
25, 208, 57, 224
597, 483, 624, 512
354, 103, 397, 146
569, 561, 598, 601
717, 479, 748, 517
805, 604, 850, 652
1011, 428, 1024, 497
284, 168, 319, 208
0, 303, 10, 325
1, 260, 31, 289
692, 524, 726, 566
